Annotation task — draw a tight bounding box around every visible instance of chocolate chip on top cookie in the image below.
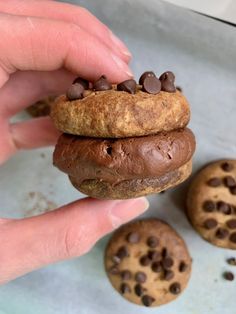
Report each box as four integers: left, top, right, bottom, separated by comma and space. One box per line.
51, 72, 190, 138
104, 219, 192, 307
187, 160, 236, 249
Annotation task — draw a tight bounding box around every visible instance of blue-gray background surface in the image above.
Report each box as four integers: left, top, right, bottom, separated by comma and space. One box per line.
0, 1, 236, 313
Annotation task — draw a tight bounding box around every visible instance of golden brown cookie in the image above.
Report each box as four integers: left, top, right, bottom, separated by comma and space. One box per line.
70, 160, 192, 199
50, 88, 190, 138
187, 160, 236, 249
27, 96, 56, 117
104, 219, 192, 307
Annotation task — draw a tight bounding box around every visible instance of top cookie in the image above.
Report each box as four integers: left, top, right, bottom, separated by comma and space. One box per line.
50, 73, 190, 138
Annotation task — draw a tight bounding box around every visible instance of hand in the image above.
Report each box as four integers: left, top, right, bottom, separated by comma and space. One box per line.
0, 0, 149, 284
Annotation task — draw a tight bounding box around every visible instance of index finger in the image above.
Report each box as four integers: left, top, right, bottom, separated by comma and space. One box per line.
0, 13, 133, 87
0, 0, 131, 62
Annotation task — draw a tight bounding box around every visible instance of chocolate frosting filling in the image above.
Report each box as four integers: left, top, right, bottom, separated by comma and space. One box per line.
53, 128, 195, 185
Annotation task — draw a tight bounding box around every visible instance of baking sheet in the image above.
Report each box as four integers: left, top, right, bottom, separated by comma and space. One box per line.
0, 0, 236, 313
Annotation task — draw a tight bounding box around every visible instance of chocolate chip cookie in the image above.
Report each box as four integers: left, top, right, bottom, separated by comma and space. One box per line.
51, 87, 189, 138
187, 160, 236, 249
104, 219, 192, 307
27, 96, 56, 117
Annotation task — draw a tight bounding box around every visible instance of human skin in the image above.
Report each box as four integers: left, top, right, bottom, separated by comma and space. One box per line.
0, 0, 149, 284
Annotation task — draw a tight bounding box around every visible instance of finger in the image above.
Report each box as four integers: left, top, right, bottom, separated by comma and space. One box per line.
11, 117, 61, 149
0, 69, 74, 118
0, 14, 133, 87
0, 0, 131, 62
0, 197, 149, 284
0, 117, 60, 164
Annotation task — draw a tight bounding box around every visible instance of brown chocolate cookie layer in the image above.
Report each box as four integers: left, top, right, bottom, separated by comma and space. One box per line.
105, 219, 192, 307
50, 89, 190, 138
69, 160, 192, 199
53, 128, 195, 187
187, 159, 236, 249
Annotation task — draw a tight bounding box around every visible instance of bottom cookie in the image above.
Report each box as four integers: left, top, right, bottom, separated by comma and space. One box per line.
69, 160, 192, 199
104, 219, 192, 307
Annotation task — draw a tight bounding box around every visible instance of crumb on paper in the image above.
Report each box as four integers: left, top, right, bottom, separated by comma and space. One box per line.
23, 191, 57, 217
40, 153, 46, 158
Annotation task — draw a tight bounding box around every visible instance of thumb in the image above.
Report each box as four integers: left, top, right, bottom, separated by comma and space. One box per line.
0, 197, 149, 284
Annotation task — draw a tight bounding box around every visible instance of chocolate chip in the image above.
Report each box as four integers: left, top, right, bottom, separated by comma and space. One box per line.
207, 177, 221, 187
109, 266, 120, 275
162, 248, 168, 258
140, 256, 151, 266
179, 261, 188, 272
151, 261, 162, 273
139, 71, 156, 85
226, 219, 236, 229
162, 257, 174, 269
224, 176, 236, 187
229, 232, 236, 243
142, 76, 161, 94
204, 218, 218, 230
223, 271, 234, 281
148, 250, 162, 261
66, 83, 84, 100
120, 270, 132, 281
72, 77, 89, 89
227, 257, 236, 266
159, 71, 176, 93
159, 71, 175, 82
161, 80, 176, 92
176, 86, 182, 92
221, 162, 234, 172
141, 295, 155, 307
117, 79, 136, 94
120, 283, 131, 294
134, 284, 144, 297
126, 232, 140, 244
116, 246, 129, 259
147, 236, 159, 248
164, 269, 174, 281
203, 200, 215, 212
217, 201, 231, 214
111, 255, 121, 264
169, 282, 181, 295
216, 228, 229, 239
135, 272, 147, 283
230, 187, 236, 195
93, 75, 112, 91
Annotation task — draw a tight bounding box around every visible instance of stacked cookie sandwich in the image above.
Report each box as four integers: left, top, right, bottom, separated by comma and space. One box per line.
51, 71, 195, 199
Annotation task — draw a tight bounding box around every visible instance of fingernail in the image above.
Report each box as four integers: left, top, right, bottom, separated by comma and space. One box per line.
111, 53, 133, 77
109, 30, 132, 58
109, 197, 149, 229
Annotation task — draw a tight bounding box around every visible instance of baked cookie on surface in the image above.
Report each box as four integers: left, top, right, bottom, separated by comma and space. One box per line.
27, 96, 56, 117
187, 160, 236, 249
104, 219, 192, 307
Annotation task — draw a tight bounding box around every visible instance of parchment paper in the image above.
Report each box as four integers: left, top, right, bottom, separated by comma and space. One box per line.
0, 1, 236, 313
